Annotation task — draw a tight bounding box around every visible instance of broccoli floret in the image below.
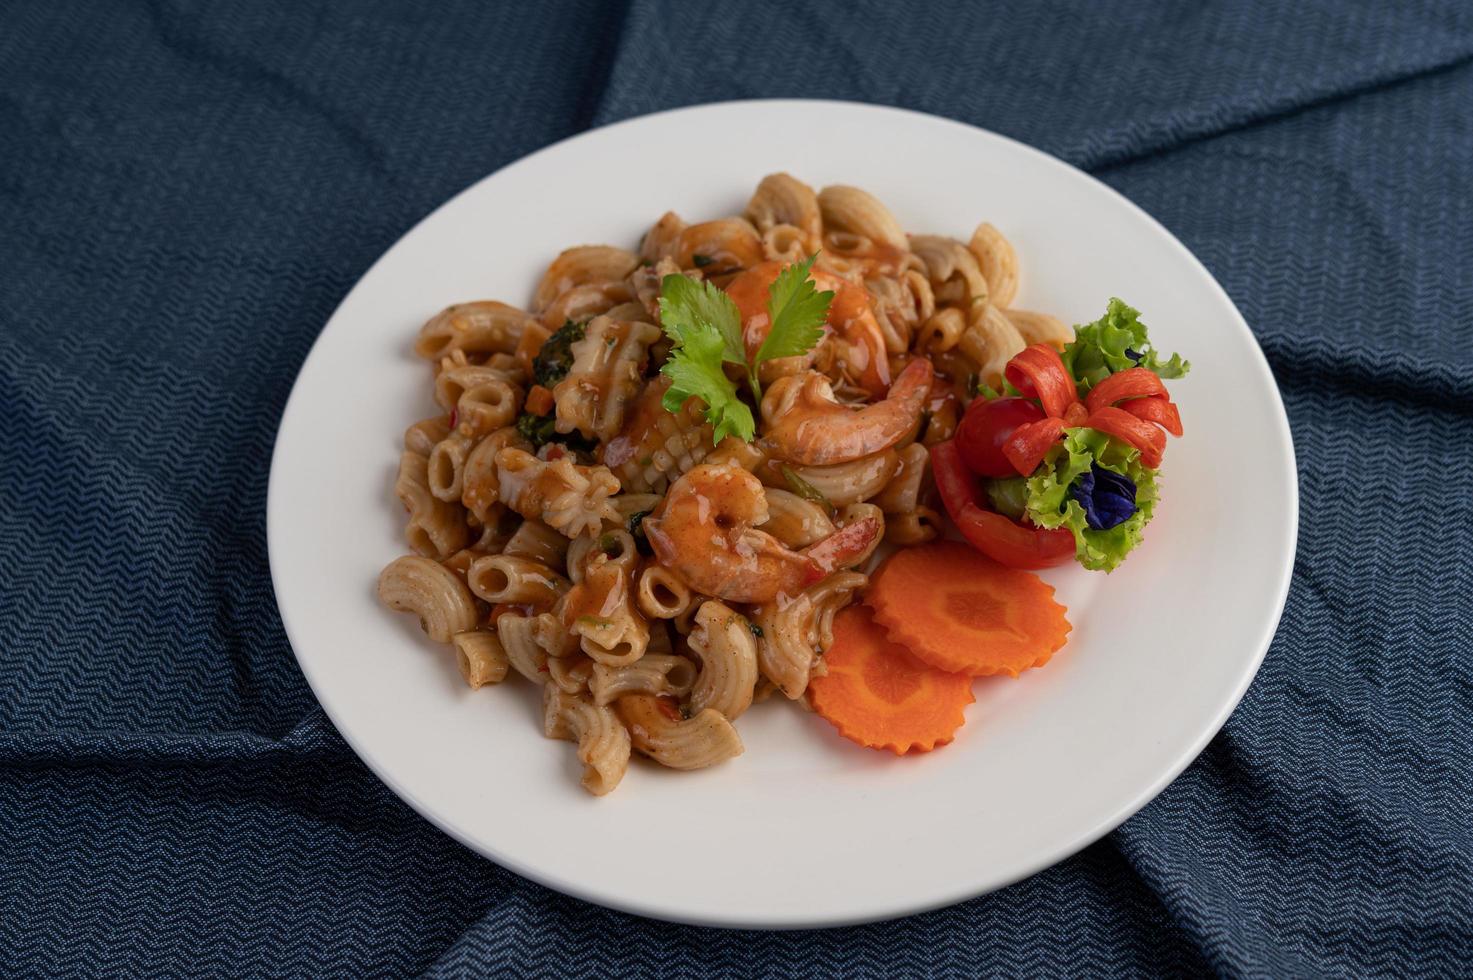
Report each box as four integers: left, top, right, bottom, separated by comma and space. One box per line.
532, 319, 586, 388
515, 412, 558, 447
514, 412, 597, 456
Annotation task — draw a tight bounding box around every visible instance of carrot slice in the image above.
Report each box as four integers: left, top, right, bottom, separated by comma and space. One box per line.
1121, 394, 1183, 437
525, 384, 555, 416
809, 605, 975, 754
1084, 406, 1166, 467
1005, 344, 1078, 419
866, 541, 1071, 677
1002, 416, 1067, 476
1083, 366, 1168, 414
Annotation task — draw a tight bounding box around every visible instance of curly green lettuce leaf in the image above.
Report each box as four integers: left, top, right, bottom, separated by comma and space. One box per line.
1024, 427, 1158, 572
1061, 298, 1189, 394
983, 476, 1029, 521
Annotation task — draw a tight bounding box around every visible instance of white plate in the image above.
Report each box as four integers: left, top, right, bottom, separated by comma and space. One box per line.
268, 100, 1297, 928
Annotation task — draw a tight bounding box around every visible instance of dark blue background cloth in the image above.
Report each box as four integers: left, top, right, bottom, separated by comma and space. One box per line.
3, 0, 1470, 975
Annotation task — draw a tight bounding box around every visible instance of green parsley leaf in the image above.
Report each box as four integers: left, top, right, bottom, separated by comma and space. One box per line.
756, 254, 833, 365
655, 256, 831, 444
658, 300, 754, 443
658, 274, 745, 366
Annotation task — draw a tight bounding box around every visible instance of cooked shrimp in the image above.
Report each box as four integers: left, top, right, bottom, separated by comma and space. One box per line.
642, 462, 881, 604
758, 357, 934, 466
724, 261, 891, 397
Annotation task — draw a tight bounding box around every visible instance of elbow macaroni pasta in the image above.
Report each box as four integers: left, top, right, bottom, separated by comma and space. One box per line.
589, 654, 698, 706
753, 571, 868, 699
378, 174, 1072, 794
543, 685, 631, 795
686, 600, 759, 721
467, 553, 568, 605
614, 694, 744, 771
453, 630, 509, 688
378, 555, 479, 644
395, 451, 469, 558
415, 301, 532, 361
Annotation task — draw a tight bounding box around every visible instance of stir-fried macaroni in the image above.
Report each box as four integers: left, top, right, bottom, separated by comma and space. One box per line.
378, 174, 1062, 794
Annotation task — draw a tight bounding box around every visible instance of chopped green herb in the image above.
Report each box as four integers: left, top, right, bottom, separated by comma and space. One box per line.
627, 509, 653, 555
532, 319, 586, 388
515, 412, 556, 445
780, 464, 835, 517
514, 412, 596, 454
691, 253, 716, 268
747, 621, 764, 639
976, 377, 1023, 400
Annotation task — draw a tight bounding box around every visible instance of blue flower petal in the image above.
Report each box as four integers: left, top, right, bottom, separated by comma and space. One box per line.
1070, 463, 1137, 530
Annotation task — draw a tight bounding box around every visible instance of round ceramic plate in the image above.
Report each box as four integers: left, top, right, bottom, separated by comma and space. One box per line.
268, 100, 1297, 928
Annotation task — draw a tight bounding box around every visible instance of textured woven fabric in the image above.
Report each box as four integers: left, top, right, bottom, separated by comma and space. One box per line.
3, 1, 1471, 975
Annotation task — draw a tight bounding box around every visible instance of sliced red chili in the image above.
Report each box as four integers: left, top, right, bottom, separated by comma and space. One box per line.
1002, 417, 1068, 476
951, 504, 1075, 569
1083, 366, 1169, 414
1120, 395, 1183, 437
1084, 407, 1166, 468
804, 515, 882, 576
1005, 344, 1079, 419
931, 438, 987, 513
929, 441, 1073, 569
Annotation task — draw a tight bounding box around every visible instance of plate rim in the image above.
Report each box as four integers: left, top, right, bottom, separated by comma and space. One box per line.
266, 97, 1299, 929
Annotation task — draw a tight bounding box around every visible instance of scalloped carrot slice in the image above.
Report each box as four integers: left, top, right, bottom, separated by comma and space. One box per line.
809, 605, 975, 755
867, 541, 1071, 677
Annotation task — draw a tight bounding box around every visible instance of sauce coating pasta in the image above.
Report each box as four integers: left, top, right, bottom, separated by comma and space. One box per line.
378, 174, 1070, 794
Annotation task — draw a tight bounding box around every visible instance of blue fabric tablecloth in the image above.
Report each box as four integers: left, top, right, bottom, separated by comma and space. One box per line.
3, 2, 1471, 975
